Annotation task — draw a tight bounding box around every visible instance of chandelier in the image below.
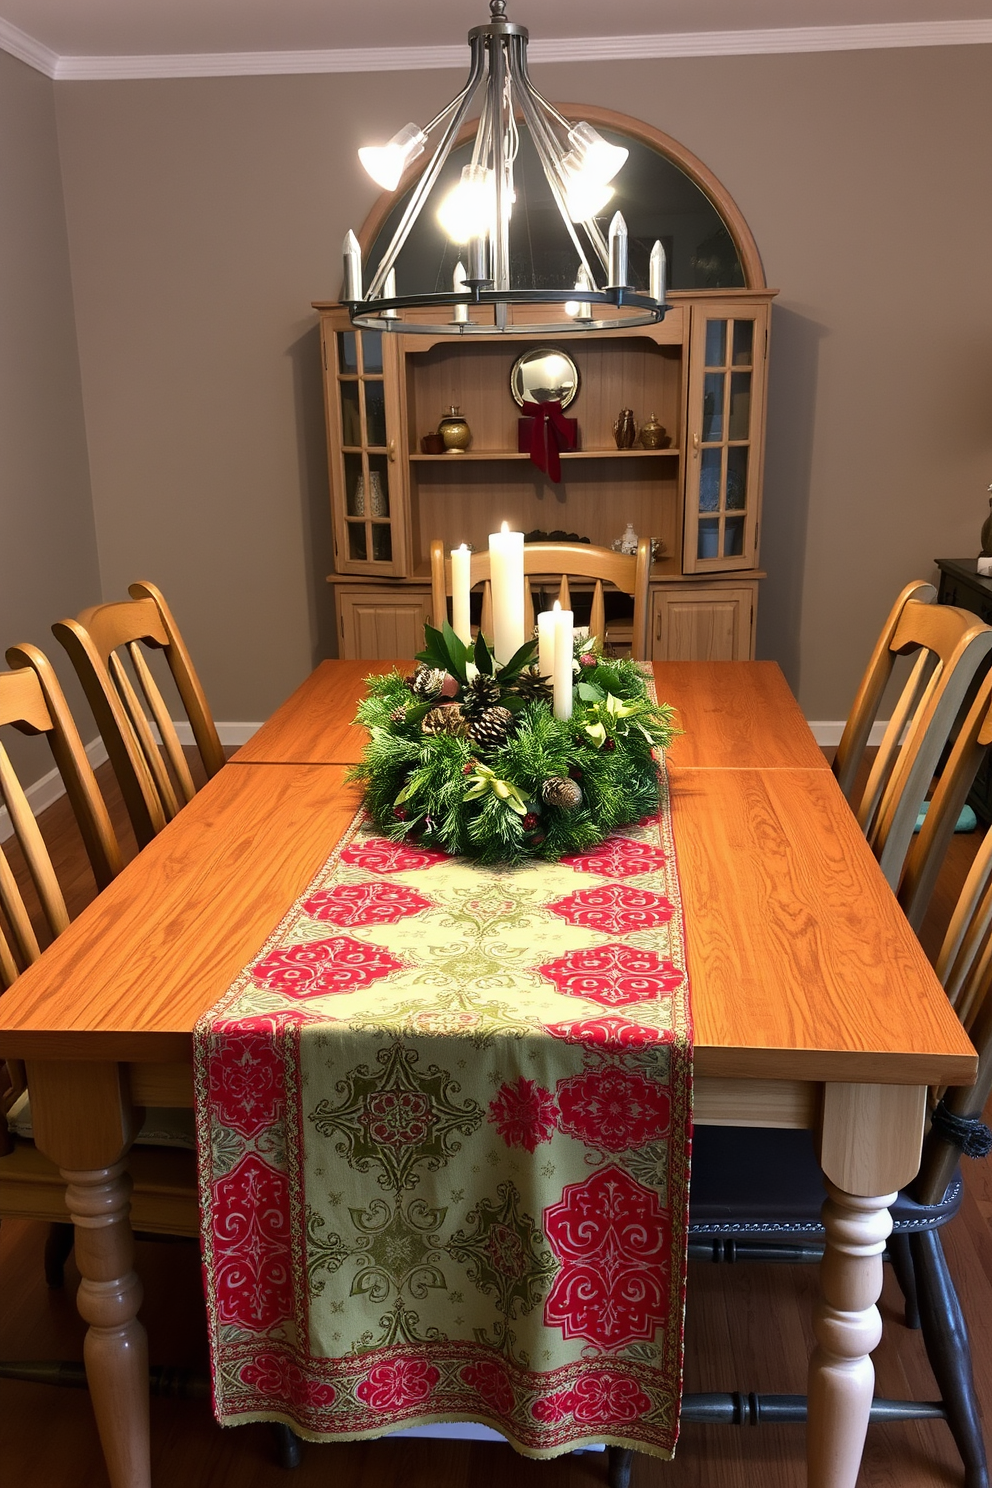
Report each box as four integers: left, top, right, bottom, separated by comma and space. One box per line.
343, 0, 668, 335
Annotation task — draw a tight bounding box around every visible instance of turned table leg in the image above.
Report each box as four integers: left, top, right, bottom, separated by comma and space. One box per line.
807, 1182, 894, 1488
811, 1081, 928, 1488
26, 1059, 150, 1488
64, 1160, 150, 1488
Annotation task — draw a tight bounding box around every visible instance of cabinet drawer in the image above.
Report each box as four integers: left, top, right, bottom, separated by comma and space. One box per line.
335, 586, 432, 660
652, 583, 756, 661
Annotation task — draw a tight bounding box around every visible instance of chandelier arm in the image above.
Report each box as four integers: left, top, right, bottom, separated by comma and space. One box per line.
492, 36, 509, 297
508, 39, 605, 283
365, 37, 487, 300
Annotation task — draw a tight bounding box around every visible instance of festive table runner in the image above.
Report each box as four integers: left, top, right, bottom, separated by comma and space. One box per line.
193, 766, 692, 1459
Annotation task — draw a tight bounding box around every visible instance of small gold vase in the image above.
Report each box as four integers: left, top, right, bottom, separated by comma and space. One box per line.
438, 405, 472, 453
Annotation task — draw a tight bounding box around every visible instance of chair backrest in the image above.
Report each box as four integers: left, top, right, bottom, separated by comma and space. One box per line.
0, 645, 124, 1147
53, 581, 224, 849
912, 788, 992, 1205
430, 539, 652, 661
832, 582, 992, 893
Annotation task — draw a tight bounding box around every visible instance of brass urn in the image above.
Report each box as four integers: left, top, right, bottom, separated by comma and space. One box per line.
639, 413, 667, 449
613, 408, 637, 449
438, 405, 472, 453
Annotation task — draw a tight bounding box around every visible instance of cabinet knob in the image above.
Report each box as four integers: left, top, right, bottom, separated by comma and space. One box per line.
387, 439, 396, 463
692, 432, 700, 456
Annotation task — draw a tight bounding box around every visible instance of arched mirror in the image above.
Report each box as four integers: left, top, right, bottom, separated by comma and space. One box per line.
362, 108, 760, 299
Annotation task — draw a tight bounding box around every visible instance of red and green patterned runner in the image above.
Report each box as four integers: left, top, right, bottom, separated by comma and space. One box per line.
193, 762, 692, 1458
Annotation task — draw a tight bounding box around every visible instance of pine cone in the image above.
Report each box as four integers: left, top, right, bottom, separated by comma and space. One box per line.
389, 704, 409, 726
469, 705, 514, 750
422, 703, 468, 737
410, 665, 447, 700
541, 775, 583, 810
513, 666, 553, 705
462, 672, 502, 720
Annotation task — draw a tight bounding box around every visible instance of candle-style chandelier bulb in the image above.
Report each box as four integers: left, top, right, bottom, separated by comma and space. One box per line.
342, 229, 363, 303
358, 123, 427, 192
452, 260, 470, 324
566, 122, 629, 185
649, 240, 668, 306
607, 212, 629, 289
565, 264, 594, 320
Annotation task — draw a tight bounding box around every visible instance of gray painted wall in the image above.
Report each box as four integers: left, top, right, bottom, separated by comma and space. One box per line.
5, 44, 992, 783
0, 51, 100, 783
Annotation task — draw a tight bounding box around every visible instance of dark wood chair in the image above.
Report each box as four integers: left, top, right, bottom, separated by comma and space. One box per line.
53, 581, 224, 849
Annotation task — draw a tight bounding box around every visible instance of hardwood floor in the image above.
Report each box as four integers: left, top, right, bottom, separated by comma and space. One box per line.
1, 757, 990, 1486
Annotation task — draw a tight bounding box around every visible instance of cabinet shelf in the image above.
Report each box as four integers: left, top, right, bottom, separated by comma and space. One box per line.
409, 448, 680, 463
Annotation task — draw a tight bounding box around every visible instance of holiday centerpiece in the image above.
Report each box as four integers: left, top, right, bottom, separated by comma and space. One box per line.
351, 527, 677, 864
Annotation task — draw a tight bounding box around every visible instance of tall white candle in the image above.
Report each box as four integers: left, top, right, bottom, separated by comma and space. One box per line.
489, 522, 525, 665
553, 605, 574, 720
451, 543, 472, 645
537, 602, 558, 679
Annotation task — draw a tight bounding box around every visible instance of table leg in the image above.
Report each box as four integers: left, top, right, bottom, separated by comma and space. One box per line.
810, 1081, 928, 1488
807, 1181, 894, 1488
26, 1059, 150, 1488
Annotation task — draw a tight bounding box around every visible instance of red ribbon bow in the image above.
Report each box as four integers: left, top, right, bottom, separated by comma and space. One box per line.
522, 400, 572, 483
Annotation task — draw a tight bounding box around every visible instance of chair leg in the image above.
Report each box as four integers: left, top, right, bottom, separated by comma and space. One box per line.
607, 1446, 634, 1488
44, 1221, 75, 1288
272, 1423, 302, 1469
910, 1228, 989, 1488
887, 1231, 921, 1329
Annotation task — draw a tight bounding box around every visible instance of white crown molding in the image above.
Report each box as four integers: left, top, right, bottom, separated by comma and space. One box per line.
0, 13, 57, 76
0, 19, 982, 83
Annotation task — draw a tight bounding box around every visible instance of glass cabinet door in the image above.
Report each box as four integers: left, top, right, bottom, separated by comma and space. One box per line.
683, 302, 768, 574
324, 318, 408, 576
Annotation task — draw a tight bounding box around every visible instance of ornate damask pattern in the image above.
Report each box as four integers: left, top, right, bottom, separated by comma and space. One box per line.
194, 772, 691, 1461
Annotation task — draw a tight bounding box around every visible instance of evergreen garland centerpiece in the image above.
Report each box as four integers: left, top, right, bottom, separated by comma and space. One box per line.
350, 621, 678, 865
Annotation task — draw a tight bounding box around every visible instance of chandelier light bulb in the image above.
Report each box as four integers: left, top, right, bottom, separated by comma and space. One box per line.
565, 265, 594, 320
452, 260, 469, 324
567, 122, 629, 185
358, 123, 426, 192
437, 164, 494, 244
565, 171, 614, 223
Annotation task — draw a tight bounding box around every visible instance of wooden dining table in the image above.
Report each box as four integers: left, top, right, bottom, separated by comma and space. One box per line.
0, 659, 976, 1488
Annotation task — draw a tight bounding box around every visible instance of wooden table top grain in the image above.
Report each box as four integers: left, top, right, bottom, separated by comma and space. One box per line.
227, 659, 829, 772
0, 676, 973, 1087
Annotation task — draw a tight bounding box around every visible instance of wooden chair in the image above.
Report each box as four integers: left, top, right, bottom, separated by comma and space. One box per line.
632, 718, 992, 1488
0, 643, 197, 1271
430, 538, 652, 660
831, 580, 992, 895
53, 581, 224, 849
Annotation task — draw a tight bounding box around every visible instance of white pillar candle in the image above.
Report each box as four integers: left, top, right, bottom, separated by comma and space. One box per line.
553, 605, 574, 721
451, 543, 472, 645
489, 521, 525, 665
537, 602, 558, 679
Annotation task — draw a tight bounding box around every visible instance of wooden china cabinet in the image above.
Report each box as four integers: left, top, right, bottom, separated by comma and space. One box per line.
316, 108, 776, 662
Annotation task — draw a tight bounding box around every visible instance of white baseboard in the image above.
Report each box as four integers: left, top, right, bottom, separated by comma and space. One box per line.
808, 720, 889, 748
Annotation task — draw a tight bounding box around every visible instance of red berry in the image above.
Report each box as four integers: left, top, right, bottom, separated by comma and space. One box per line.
394, 806, 407, 820
579, 652, 597, 669
462, 761, 475, 775
523, 812, 539, 830
603, 738, 616, 752
568, 765, 584, 781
